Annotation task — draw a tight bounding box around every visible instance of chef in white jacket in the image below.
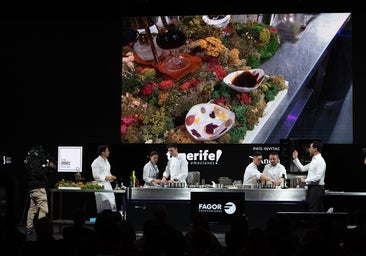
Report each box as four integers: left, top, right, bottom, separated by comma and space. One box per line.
162, 144, 188, 185
91, 145, 117, 213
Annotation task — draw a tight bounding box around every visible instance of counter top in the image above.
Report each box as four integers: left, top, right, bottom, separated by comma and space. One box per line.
258, 13, 351, 142
324, 191, 366, 197
129, 187, 307, 202
129, 187, 365, 202
49, 188, 127, 193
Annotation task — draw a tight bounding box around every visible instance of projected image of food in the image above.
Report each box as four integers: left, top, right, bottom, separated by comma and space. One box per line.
122, 15, 289, 144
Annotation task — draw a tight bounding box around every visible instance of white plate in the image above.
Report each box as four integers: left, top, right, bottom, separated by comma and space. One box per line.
223, 69, 265, 92
202, 15, 231, 28
185, 103, 235, 141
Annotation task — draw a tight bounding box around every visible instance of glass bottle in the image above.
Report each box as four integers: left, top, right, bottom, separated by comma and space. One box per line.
130, 170, 136, 188
281, 174, 287, 189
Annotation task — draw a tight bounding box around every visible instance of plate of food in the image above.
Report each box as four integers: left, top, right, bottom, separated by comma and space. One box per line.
185, 103, 235, 141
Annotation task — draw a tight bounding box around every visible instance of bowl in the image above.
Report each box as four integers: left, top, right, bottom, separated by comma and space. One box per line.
202, 15, 231, 28
223, 69, 265, 93
185, 103, 235, 141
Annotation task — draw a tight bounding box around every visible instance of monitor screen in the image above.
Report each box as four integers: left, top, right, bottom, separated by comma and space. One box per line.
57, 146, 83, 172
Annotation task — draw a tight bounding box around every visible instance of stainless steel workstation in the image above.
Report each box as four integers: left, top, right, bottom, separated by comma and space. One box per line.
127, 185, 309, 230
128, 186, 306, 201
49, 185, 365, 231
126, 186, 364, 231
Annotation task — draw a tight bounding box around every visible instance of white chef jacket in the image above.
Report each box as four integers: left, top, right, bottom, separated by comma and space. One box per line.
91, 155, 116, 213
263, 162, 287, 181
243, 162, 261, 186
163, 153, 188, 184
143, 161, 159, 187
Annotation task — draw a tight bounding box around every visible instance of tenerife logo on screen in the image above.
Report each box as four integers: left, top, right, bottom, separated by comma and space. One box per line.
2, 155, 12, 165
186, 149, 222, 165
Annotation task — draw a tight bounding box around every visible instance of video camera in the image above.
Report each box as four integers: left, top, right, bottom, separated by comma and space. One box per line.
24, 145, 57, 168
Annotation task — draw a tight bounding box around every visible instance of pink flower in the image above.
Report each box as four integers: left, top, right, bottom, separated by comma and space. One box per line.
121, 115, 143, 135
121, 124, 127, 135
121, 116, 134, 126
121, 116, 134, 135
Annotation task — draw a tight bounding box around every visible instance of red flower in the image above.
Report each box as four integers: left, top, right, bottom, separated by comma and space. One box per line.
135, 66, 144, 73
202, 55, 218, 65
179, 78, 201, 91
140, 82, 157, 96
159, 80, 174, 90
223, 25, 234, 36
189, 77, 200, 88
236, 92, 252, 105
212, 96, 229, 105
209, 65, 227, 81
180, 81, 190, 91
268, 27, 278, 34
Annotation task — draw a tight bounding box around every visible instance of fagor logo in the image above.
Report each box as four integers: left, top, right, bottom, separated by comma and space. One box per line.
186, 149, 222, 166
224, 202, 236, 214
198, 203, 222, 213
197, 201, 236, 214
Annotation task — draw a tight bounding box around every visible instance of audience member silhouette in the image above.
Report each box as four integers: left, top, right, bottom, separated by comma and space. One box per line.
340, 209, 366, 256
266, 214, 300, 256
94, 209, 138, 256
239, 227, 272, 256
94, 209, 124, 255
143, 204, 185, 256
185, 213, 224, 256
224, 213, 249, 256
295, 227, 341, 256
62, 207, 96, 255
135, 219, 155, 254
20, 216, 64, 256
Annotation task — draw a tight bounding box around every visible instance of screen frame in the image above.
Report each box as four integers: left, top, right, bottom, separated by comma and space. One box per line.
57, 146, 83, 172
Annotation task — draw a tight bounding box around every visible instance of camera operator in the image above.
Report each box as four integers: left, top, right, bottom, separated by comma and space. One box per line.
24, 146, 56, 235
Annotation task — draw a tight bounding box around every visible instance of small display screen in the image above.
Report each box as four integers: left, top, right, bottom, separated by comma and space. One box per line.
57, 146, 83, 172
